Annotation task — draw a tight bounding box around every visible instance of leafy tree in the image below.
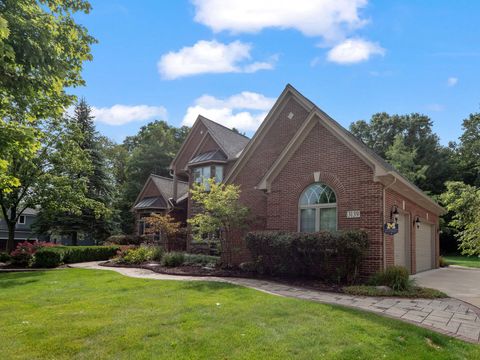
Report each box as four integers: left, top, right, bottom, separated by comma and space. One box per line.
350, 113, 456, 193
144, 214, 181, 251
385, 134, 428, 183
0, 0, 96, 193
188, 179, 249, 266
454, 113, 480, 186
0, 0, 96, 251
116, 121, 189, 234
441, 182, 480, 255
1, 117, 108, 252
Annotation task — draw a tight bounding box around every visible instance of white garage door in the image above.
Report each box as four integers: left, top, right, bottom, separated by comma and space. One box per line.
394, 214, 407, 267
416, 223, 434, 273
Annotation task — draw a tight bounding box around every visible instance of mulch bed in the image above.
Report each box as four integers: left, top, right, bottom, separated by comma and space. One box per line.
100, 260, 344, 293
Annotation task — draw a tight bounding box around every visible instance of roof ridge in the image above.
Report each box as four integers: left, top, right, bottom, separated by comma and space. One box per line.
199, 115, 250, 139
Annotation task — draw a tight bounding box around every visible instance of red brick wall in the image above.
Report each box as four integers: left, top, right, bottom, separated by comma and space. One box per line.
230, 96, 310, 264
174, 122, 208, 173
267, 120, 384, 275
384, 188, 439, 273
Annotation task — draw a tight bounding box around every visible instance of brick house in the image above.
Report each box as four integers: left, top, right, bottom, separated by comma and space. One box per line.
136, 84, 444, 274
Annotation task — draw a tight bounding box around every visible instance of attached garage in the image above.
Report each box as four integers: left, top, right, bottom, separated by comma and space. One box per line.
394, 214, 409, 270
415, 223, 434, 273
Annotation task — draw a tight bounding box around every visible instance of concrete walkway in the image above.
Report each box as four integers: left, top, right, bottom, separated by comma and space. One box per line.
70, 262, 480, 343
413, 267, 480, 308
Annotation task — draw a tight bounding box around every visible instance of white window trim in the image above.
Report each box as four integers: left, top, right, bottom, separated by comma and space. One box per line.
298, 183, 338, 232
18, 215, 26, 225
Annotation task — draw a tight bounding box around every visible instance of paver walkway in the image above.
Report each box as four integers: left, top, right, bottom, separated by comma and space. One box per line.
70, 262, 480, 343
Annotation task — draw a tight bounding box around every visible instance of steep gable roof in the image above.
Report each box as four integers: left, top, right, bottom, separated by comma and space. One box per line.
132, 175, 188, 211
199, 116, 250, 160
170, 116, 250, 172
227, 84, 444, 215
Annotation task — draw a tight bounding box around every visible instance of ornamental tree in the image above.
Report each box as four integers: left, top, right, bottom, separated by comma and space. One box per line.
188, 179, 249, 266
144, 214, 181, 251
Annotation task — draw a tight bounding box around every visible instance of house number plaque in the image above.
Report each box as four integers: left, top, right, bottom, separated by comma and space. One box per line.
346, 210, 360, 218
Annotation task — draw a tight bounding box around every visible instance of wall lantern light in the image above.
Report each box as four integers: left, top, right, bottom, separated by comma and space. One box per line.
390, 205, 399, 223
414, 216, 421, 229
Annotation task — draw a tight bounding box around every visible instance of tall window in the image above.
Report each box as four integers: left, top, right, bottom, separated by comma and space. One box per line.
299, 183, 337, 232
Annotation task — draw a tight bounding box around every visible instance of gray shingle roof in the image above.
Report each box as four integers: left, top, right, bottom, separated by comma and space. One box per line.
150, 175, 188, 200
199, 116, 250, 160
134, 196, 167, 210
188, 149, 227, 165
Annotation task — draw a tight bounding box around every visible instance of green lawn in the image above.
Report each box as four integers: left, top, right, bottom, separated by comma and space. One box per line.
0, 269, 479, 360
444, 255, 480, 268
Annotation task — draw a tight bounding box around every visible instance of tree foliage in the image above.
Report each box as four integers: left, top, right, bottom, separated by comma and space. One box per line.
350, 112, 457, 194
454, 113, 480, 187
0, 0, 96, 192
33, 99, 113, 244
440, 182, 480, 255
386, 134, 428, 183
0, 0, 96, 251
188, 179, 249, 265
115, 121, 189, 233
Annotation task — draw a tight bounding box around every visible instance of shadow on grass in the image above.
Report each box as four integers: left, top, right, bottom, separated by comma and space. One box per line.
0, 271, 47, 289
176, 281, 237, 292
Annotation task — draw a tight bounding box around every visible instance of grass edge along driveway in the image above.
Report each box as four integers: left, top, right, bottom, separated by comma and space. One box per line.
0, 268, 479, 360
444, 255, 480, 269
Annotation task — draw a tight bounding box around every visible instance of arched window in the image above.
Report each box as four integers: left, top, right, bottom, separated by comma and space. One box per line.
299, 183, 337, 232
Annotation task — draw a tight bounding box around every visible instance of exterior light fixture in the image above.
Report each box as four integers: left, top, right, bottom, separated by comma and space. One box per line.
390, 205, 399, 223
414, 216, 421, 229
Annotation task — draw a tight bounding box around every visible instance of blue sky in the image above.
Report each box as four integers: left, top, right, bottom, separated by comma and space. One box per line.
72, 0, 480, 145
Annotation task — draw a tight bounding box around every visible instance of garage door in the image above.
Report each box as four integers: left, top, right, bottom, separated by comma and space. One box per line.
416, 223, 434, 273
394, 214, 408, 267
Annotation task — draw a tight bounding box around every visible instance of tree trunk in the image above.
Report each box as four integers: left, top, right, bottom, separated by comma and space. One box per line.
71, 231, 78, 246
6, 221, 16, 253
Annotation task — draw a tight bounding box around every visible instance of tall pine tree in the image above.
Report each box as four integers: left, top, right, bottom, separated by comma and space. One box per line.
34, 99, 113, 244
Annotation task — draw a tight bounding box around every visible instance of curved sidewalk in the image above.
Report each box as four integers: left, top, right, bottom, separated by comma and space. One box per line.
70, 262, 480, 343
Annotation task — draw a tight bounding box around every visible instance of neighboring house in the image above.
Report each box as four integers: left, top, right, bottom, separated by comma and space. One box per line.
140, 84, 444, 275
132, 175, 189, 235
0, 208, 40, 250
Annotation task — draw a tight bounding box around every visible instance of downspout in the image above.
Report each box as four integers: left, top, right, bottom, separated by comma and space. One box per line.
382, 175, 397, 270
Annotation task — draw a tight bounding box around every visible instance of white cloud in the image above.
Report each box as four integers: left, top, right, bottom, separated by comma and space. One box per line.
326, 38, 385, 64
447, 77, 458, 87
92, 105, 167, 126
182, 91, 276, 132
192, 0, 368, 42
158, 40, 276, 79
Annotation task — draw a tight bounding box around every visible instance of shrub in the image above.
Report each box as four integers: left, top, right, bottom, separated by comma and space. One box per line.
369, 266, 411, 291
31, 246, 120, 267
162, 252, 185, 267
245, 230, 369, 283
33, 249, 64, 268
10, 241, 58, 267
104, 235, 143, 245
0, 252, 11, 263
183, 254, 219, 267
439, 256, 448, 267
117, 246, 163, 265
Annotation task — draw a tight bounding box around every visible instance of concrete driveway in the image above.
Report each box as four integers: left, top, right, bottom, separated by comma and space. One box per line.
413, 267, 480, 308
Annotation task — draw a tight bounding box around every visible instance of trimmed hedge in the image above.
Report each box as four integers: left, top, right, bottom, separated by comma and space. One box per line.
33, 246, 120, 268
245, 230, 368, 283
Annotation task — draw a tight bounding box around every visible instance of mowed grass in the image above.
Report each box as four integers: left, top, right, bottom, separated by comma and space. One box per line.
0, 269, 479, 360
444, 255, 480, 268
